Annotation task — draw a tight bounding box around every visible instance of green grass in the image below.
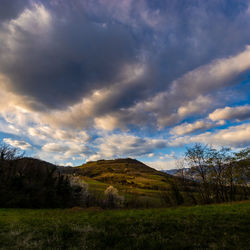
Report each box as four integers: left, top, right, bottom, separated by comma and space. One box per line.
0, 201, 249, 249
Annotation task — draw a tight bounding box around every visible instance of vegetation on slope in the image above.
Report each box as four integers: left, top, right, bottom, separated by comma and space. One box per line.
0, 201, 249, 249
77, 158, 173, 190
73, 158, 187, 207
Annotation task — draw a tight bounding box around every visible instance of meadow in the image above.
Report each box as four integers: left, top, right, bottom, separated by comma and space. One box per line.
0, 201, 249, 249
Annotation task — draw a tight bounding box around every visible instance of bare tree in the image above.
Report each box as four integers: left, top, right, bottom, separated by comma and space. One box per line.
233, 148, 250, 199
0, 143, 25, 161
185, 143, 212, 203
185, 144, 249, 203
206, 147, 232, 202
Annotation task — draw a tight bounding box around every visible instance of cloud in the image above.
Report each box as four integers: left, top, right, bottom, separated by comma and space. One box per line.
28, 125, 89, 143
170, 123, 250, 148
3, 138, 32, 150
209, 105, 250, 122
94, 115, 121, 131
42, 141, 90, 158
156, 95, 215, 127
0, 0, 29, 21
130, 45, 250, 128
177, 96, 213, 118
0, 2, 139, 110
1, 0, 250, 124
170, 120, 214, 136
146, 159, 177, 170
65, 162, 73, 167
0, 0, 250, 165
87, 133, 167, 161
42, 143, 68, 153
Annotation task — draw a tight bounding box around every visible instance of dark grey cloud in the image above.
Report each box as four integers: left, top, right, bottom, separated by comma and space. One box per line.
0, 0, 29, 21
0, 0, 250, 120
0, 4, 138, 109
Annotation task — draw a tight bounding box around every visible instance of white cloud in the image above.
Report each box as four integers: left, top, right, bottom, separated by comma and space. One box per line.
28, 126, 89, 143
127, 46, 250, 128
209, 105, 250, 122
65, 162, 73, 167
94, 115, 120, 131
169, 123, 250, 148
42, 141, 89, 158
0, 1, 249, 166
10, 3, 51, 34
42, 143, 69, 153
146, 159, 177, 170
3, 138, 32, 150
177, 96, 213, 118
170, 120, 213, 136
87, 133, 168, 161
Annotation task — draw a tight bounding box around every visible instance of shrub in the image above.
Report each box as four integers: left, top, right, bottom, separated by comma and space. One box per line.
69, 176, 90, 207
104, 186, 124, 208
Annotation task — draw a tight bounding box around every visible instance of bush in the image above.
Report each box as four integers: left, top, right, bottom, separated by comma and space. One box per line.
69, 176, 90, 207
104, 186, 124, 208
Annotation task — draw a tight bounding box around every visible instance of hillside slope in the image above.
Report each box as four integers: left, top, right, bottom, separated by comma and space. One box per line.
75, 158, 173, 190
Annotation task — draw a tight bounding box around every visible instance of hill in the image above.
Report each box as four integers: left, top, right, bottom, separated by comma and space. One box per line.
61, 158, 184, 207
0, 201, 249, 249
76, 158, 173, 190
1, 157, 186, 208
0, 158, 82, 208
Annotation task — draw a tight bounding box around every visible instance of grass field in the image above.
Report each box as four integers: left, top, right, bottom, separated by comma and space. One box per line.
0, 201, 249, 249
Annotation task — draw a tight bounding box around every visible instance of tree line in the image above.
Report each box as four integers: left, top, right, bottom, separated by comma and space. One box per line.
0, 143, 125, 208
0, 142, 249, 208
168, 144, 249, 205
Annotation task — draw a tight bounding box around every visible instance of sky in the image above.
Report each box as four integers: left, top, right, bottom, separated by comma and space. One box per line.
0, 0, 249, 169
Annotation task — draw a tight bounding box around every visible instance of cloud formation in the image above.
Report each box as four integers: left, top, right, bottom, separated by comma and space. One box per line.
209, 105, 250, 122
170, 123, 250, 148
170, 120, 214, 136
3, 138, 32, 150
0, 0, 249, 166
87, 134, 167, 161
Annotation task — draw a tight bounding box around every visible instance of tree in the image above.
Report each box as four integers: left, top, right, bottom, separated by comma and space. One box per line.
233, 148, 250, 199
185, 144, 249, 203
206, 147, 232, 202
185, 143, 212, 203
174, 157, 197, 205
0, 143, 24, 161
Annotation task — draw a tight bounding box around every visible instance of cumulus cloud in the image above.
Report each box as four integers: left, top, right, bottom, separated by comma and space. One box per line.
170, 123, 250, 148
87, 133, 167, 161
0, 0, 250, 164
170, 120, 214, 136
209, 105, 250, 122
146, 159, 177, 171
28, 125, 89, 143
3, 138, 32, 150
42, 141, 90, 158
0, 0, 250, 122
0, 2, 140, 110
129, 45, 250, 128
43, 143, 68, 153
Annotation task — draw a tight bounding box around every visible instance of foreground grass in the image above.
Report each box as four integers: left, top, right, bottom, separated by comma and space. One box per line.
0, 201, 249, 249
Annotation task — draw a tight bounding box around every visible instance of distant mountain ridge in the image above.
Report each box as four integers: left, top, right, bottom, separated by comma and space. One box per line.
162, 168, 190, 176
